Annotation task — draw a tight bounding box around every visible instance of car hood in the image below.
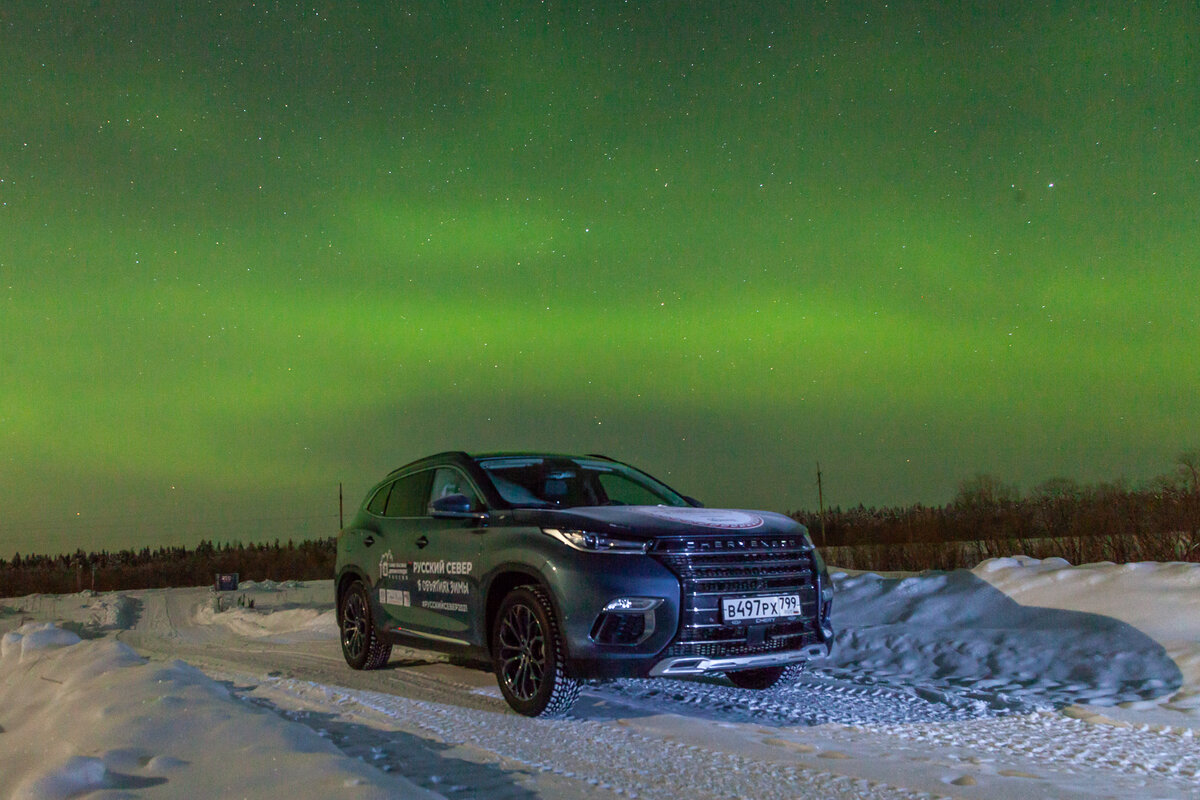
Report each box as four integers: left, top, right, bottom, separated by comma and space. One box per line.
510, 505, 807, 540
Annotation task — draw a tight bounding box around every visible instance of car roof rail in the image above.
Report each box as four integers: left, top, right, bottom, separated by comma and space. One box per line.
386, 450, 471, 476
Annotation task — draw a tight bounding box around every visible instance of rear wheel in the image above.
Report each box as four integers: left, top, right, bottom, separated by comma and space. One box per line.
340, 580, 392, 670
726, 661, 806, 690
492, 586, 582, 717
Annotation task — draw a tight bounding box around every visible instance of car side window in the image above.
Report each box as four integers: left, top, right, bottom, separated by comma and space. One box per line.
383, 470, 435, 517
429, 467, 482, 510
366, 482, 393, 515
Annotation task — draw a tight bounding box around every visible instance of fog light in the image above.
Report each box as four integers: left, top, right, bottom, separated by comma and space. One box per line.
592, 598, 663, 645
604, 597, 663, 612
591, 612, 646, 645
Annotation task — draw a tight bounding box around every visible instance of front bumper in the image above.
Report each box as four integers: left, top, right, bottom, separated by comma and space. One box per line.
551, 531, 835, 681
649, 640, 831, 677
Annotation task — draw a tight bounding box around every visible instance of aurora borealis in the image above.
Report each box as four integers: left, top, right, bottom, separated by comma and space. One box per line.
3, 3, 1198, 557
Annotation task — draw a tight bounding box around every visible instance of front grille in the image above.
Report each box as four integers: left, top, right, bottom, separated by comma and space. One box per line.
651, 534, 821, 658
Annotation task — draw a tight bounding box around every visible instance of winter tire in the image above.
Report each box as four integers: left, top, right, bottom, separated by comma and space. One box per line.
492, 585, 582, 717
340, 580, 392, 670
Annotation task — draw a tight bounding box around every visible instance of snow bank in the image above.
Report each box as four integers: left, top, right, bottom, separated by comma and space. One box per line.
0, 622, 442, 800
971, 556, 1200, 640
238, 579, 307, 591
193, 603, 338, 640
84, 592, 138, 629
1, 621, 81, 660
822, 559, 1194, 717
971, 556, 1200, 721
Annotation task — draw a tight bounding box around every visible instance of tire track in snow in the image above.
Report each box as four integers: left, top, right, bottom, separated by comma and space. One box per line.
252, 675, 946, 800
864, 712, 1199, 792
589, 674, 997, 728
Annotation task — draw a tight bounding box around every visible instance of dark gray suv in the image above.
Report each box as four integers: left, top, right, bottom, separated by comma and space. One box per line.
335, 452, 834, 717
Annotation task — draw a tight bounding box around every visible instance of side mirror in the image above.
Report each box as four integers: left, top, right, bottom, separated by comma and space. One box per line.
430, 494, 485, 519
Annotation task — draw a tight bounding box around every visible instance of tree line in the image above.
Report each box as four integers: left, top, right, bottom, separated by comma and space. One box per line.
3, 454, 1198, 596
1, 538, 336, 597
795, 474, 1199, 548
793, 452, 1200, 571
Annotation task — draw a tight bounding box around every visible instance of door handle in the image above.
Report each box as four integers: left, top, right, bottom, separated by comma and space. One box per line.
416, 535, 429, 549
363, 535, 375, 547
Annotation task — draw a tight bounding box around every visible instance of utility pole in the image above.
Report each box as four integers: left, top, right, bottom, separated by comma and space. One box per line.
816, 461, 826, 548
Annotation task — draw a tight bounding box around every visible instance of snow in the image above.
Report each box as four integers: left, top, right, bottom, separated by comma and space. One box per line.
820, 562, 1186, 716
971, 556, 1200, 726
193, 602, 338, 641
0, 623, 440, 800
2, 557, 1198, 799
1, 621, 82, 660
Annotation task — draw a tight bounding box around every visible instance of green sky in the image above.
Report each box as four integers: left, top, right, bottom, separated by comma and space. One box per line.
2, 2, 1198, 556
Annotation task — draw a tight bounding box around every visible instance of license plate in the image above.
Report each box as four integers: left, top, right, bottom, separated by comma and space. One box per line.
721, 594, 802, 624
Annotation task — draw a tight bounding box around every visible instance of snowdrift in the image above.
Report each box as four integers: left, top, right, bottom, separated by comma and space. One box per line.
0, 622, 440, 800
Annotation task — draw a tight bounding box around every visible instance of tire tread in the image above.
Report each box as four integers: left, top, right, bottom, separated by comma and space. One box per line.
527, 585, 582, 718
493, 584, 582, 718
340, 580, 392, 671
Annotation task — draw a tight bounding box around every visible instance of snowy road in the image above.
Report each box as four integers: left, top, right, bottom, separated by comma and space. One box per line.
3, 558, 1199, 799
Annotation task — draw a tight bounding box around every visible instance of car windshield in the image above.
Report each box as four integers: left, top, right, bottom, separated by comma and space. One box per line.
475, 456, 691, 509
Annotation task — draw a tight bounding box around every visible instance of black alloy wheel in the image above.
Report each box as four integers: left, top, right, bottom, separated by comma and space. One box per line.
340, 580, 392, 670
492, 586, 582, 717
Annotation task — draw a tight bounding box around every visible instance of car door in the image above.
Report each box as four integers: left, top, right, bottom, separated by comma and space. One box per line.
372, 469, 435, 632
401, 466, 488, 641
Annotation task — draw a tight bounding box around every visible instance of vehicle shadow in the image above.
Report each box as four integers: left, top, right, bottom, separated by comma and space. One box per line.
379, 656, 448, 670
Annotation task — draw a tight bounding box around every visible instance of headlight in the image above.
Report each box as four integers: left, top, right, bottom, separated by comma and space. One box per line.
542, 528, 649, 554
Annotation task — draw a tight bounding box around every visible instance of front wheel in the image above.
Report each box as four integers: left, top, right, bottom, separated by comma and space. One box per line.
492, 586, 582, 717
726, 661, 806, 690
340, 580, 392, 670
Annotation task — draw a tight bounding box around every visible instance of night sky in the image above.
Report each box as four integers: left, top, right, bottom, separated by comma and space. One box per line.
3, 3, 1198, 557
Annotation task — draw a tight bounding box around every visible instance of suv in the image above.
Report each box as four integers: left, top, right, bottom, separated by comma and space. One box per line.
335, 452, 834, 717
